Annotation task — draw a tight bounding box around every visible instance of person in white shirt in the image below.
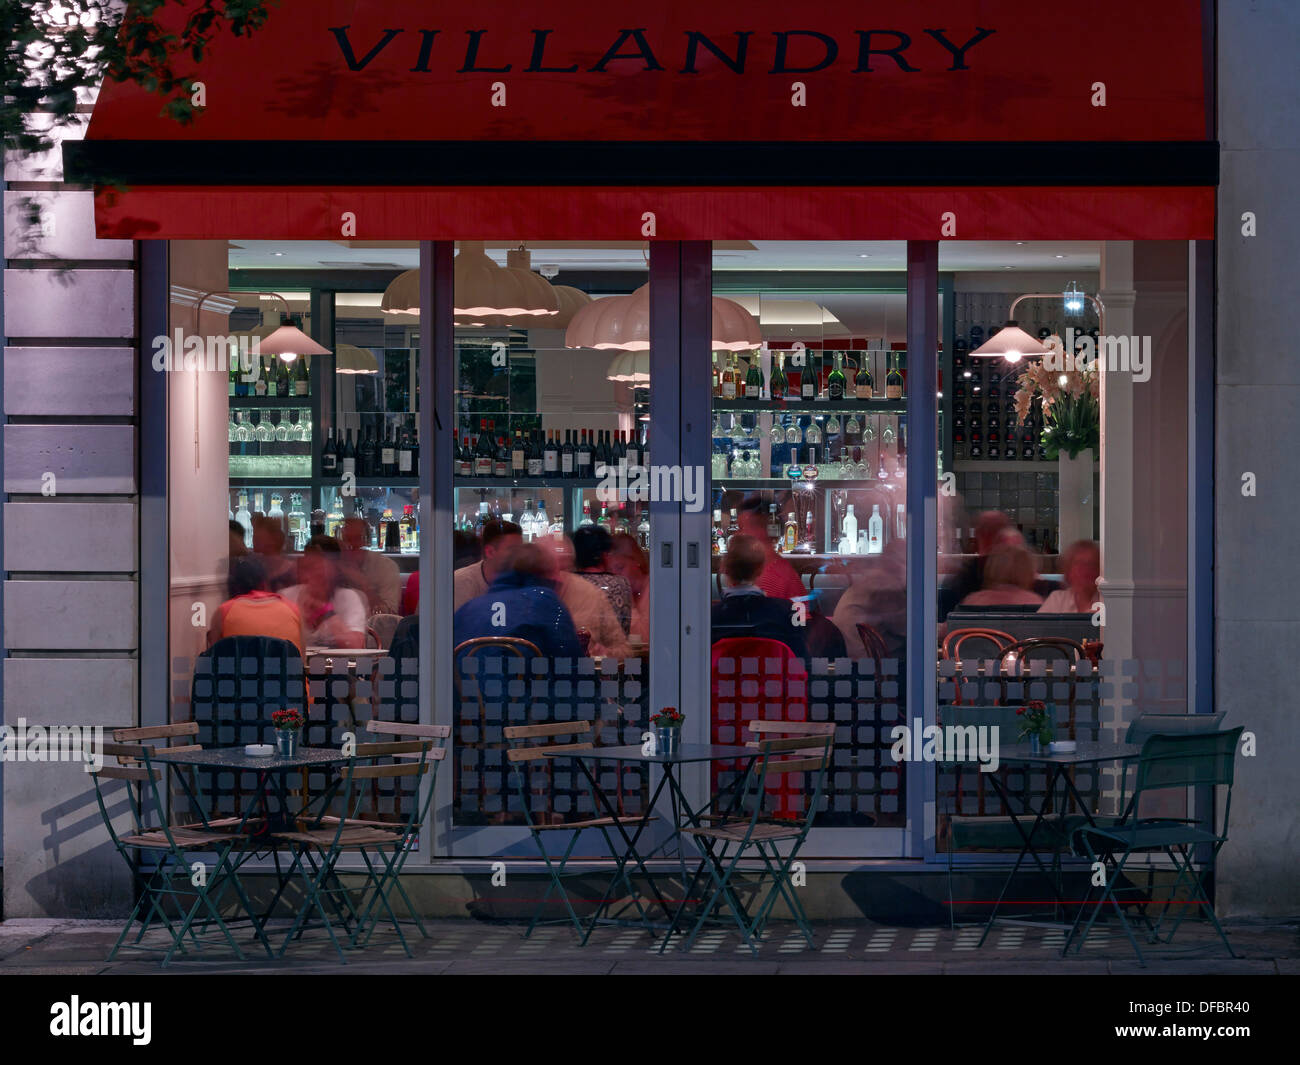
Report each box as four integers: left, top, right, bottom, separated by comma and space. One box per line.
1039, 539, 1102, 614
281, 536, 368, 647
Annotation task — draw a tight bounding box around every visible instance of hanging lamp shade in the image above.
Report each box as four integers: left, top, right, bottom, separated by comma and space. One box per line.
970, 320, 1054, 362
566, 284, 650, 350
334, 343, 380, 375
381, 268, 419, 316
257, 322, 330, 362
549, 284, 594, 329
606, 350, 651, 383
711, 295, 762, 350
456, 241, 558, 318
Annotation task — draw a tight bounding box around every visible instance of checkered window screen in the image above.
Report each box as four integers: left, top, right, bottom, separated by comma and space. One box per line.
175, 650, 421, 823
935, 656, 1188, 851
711, 655, 905, 828
454, 655, 650, 827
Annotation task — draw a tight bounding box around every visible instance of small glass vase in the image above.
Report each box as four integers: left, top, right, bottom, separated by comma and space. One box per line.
1028, 734, 1042, 755
275, 729, 299, 758
654, 726, 681, 757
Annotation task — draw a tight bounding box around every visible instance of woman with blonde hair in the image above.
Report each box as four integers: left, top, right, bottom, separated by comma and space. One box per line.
958, 543, 1044, 607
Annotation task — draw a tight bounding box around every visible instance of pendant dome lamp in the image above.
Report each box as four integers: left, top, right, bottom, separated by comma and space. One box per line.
712, 294, 762, 351
381, 243, 564, 321
333, 343, 380, 375
566, 284, 650, 350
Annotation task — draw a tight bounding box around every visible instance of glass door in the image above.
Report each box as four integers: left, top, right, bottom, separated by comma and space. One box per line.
444, 242, 663, 856
701, 242, 912, 857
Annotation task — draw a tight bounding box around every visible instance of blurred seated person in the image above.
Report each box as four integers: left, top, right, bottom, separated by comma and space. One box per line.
281, 536, 369, 647
453, 520, 523, 610
453, 541, 581, 659
940, 510, 1013, 618
339, 516, 401, 615
608, 532, 650, 642
400, 570, 418, 617
710, 534, 808, 659
572, 525, 634, 635
226, 519, 250, 599
832, 539, 907, 658
251, 516, 296, 592
540, 535, 631, 659
209, 555, 306, 659
1040, 539, 1102, 613
958, 543, 1044, 608
737, 496, 806, 600
402, 528, 481, 616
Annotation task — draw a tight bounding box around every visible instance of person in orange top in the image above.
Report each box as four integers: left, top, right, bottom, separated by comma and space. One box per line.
737, 497, 805, 600
208, 555, 307, 659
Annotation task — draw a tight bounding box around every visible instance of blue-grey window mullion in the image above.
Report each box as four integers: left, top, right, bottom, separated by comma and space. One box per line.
678, 242, 713, 807
1189, 238, 1216, 861
648, 244, 683, 726
905, 242, 940, 861
421, 240, 453, 858
139, 239, 169, 730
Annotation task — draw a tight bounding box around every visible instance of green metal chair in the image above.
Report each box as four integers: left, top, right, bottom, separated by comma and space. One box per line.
1065, 727, 1244, 966
504, 721, 651, 942
941, 705, 1072, 930
92, 739, 267, 966
273, 736, 438, 961
675, 721, 835, 955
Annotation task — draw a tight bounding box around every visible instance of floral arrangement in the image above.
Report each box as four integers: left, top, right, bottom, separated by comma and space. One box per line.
650, 707, 684, 728
1016, 700, 1055, 744
271, 708, 305, 732
1011, 343, 1100, 460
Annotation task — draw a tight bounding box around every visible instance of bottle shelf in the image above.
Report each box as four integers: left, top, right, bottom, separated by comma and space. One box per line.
228, 395, 312, 407
953, 459, 1079, 473
712, 477, 895, 491
713, 398, 907, 414
453, 476, 605, 490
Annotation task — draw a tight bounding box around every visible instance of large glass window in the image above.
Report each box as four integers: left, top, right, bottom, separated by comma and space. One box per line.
708, 243, 910, 857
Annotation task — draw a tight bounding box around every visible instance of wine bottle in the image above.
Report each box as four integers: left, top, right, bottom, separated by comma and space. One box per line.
341, 428, 357, 477
561, 430, 575, 477
543, 430, 559, 476
827, 351, 846, 402
801, 351, 817, 401
511, 429, 526, 476
576, 429, 592, 476
293, 355, 309, 396
721, 354, 737, 400
744, 356, 762, 400
382, 425, 397, 478
855, 355, 874, 399
493, 435, 508, 478
886, 352, 904, 400
770, 353, 787, 400
407, 424, 419, 477
322, 427, 338, 476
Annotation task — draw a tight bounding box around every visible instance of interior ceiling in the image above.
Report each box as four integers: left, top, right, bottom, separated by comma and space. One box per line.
227, 240, 1102, 273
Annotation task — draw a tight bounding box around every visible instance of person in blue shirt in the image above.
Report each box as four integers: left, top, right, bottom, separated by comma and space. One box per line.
452, 541, 582, 659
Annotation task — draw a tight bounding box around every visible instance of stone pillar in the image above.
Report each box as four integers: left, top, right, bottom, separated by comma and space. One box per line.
3, 111, 139, 915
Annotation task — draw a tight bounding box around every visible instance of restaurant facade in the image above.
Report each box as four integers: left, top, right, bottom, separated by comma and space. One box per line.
2, 0, 1295, 922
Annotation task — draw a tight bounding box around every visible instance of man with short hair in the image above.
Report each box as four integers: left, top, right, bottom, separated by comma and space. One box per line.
737, 496, 805, 600
452, 520, 523, 610
339, 516, 401, 614
710, 534, 808, 658
453, 541, 581, 658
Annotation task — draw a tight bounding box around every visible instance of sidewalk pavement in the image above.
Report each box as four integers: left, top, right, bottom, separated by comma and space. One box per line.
1, 916, 1295, 975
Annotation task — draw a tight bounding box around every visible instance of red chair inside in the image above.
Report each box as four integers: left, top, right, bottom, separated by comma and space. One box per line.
710, 637, 810, 819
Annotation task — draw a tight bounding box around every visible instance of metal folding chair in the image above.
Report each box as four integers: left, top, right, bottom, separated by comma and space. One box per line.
273, 737, 438, 961
1065, 727, 1244, 966
675, 721, 834, 955
504, 721, 650, 942
92, 740, 267, 966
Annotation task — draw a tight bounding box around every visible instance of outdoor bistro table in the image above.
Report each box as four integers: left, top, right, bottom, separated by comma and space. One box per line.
544, 743, 759, 946
976, 740, 1144, 945
150, 746, 351, 954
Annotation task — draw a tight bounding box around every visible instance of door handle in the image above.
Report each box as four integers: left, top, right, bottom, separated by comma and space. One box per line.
687, 541, 700, 568
660, 542, 673, 568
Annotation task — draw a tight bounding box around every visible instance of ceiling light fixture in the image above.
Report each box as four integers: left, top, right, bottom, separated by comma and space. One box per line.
972, 292, 1107, 361
333, 343, 380, 375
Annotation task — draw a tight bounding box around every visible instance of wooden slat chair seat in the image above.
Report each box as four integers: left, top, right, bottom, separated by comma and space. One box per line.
504, 721, 652, 941
671, 721, 835, 955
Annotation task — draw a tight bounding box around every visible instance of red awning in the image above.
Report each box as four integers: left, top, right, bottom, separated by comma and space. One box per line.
91, 184, 1214, 241
76, 0, 1213, 240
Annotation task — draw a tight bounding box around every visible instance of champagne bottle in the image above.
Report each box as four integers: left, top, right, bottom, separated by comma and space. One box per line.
744, 355, 762, 400
855, 355, 874, 399
886, 352, 904, 400
770, 353, 787, 400
827, 351, 846, 402
293, 355, 309, 396
801, 351, 817, 400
